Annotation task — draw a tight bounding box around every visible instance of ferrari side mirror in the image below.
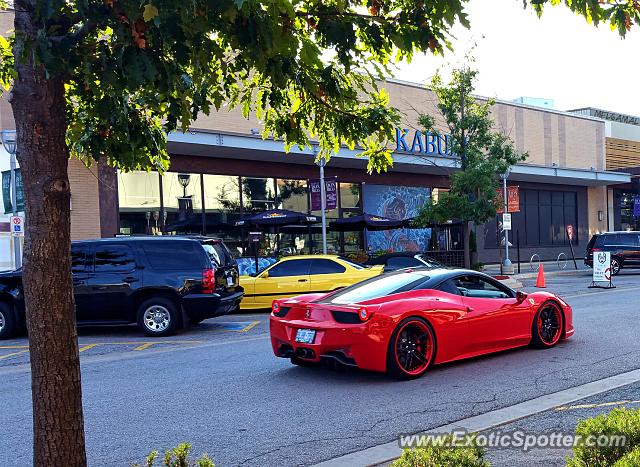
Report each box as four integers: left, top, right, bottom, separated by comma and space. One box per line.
516, 291, 528, 303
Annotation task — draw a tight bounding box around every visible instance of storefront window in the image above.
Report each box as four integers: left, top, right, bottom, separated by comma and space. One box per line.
340, 183, 361, 209
203, 174, 243, 254
277, 179, 308, 212
619, 193, 640, 231
243, 177, 277, 212
118, 171, 162, 235
162, 172, 203, 233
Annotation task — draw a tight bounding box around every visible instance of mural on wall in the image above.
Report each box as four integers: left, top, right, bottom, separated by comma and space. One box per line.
362, 184, 432, 252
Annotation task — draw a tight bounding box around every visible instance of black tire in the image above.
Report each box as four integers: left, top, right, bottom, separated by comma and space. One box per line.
0, 302, 16, 339
531, 301, 564, 349
611, 257, 622, 276
386, 317, 436, 380
136, 297, 179, 337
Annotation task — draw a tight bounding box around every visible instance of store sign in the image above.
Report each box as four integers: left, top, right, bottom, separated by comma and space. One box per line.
309, 177, 337, 211
593, 251, 611, 283
2, 169, 24, 214
395, 128, 457, 157
496, 186, 520, 214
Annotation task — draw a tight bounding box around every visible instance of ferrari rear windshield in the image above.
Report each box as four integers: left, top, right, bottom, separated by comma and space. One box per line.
320, 272, 429, 305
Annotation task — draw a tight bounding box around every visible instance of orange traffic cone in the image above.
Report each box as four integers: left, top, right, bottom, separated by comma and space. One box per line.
536, 263, 546, 288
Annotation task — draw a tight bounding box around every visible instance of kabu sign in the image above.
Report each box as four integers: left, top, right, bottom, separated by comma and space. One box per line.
395, 128, 457, 157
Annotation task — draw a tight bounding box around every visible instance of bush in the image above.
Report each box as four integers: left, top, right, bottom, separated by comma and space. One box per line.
392, 436, 490, 467
566, 407, 640, 467
134, 443, 214, 467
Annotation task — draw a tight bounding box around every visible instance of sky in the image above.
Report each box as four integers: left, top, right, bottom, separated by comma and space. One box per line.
391, 0, 640, 116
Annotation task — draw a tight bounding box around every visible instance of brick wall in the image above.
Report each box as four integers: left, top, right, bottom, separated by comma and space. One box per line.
68, 158, 101, 240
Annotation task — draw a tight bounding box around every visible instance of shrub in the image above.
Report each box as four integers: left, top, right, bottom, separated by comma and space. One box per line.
613, 446, 640, 466
392, 436, 490, 467
566, 407, 640, 467
134, 443, 214, 467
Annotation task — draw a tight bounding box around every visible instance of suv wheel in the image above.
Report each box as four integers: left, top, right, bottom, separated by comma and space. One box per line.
0, 302, 16, 339
137, 297, 179, 337
611, 257, 622, 276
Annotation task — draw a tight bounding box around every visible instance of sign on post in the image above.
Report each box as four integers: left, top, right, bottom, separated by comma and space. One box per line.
10, 215, 24, 237
566, 225, 578, 269
567, 225, 574, 241
502, 213, 512, 231
590, 251, 615, 288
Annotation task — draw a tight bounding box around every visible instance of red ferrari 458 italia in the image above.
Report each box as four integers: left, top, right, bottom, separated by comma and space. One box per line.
270, 268, 574, 379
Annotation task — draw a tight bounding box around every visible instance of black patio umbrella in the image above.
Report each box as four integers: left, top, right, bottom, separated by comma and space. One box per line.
235, 209, 318, 270
235, 209, 318, 227
329, 213, 405, 232
163, 216, 229, 233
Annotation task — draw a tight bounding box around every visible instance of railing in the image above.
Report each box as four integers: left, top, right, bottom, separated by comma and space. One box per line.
426, 250, 465, 268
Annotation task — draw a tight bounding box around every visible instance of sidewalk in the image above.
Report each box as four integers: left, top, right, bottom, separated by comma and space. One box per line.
485, 260, 591, 281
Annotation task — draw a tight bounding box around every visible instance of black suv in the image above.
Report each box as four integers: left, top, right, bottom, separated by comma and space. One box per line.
585, 231, 640, 275
0, 236, 243, 339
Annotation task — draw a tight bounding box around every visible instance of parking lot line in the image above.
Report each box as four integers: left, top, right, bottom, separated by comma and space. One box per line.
79, 344, 98, 353
240, 321, 260, 332
556, 400, 640, 411
0, 349, 28, 360
133, 343, 155, 351
0, 345, 29, 349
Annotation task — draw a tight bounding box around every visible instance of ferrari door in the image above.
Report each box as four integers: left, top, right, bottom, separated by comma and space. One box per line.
452, 274, 531, 354
252, 259, 312, 308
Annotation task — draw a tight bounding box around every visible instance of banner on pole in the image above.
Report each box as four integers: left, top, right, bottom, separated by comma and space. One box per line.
496, 186, 520, 214
309, 177, 337, 211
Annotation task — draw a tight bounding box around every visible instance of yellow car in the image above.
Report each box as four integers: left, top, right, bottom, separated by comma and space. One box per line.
240, 255, 384, 310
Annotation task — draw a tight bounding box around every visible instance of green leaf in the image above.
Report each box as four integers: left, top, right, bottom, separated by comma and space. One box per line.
143, 4, 159, 22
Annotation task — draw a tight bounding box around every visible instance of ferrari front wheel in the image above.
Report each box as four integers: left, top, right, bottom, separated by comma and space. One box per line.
531, 301, 564, 349
386, 317, 436, 380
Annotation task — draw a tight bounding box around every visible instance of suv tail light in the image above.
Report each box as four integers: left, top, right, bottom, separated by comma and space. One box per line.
202, 268, 216, 294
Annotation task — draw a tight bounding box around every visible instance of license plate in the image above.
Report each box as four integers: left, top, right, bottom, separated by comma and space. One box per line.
226, 276, 234, 287
295, 329, 316, 344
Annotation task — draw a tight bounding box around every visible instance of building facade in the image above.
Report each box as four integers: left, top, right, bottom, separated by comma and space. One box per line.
0, 5, 631, 267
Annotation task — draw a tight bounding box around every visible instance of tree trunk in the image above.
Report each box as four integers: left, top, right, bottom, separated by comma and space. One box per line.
12, 6, 87, 467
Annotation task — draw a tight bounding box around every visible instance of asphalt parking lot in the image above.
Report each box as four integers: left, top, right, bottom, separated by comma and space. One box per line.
2, 271, 640, 466
0, 315, 266, 369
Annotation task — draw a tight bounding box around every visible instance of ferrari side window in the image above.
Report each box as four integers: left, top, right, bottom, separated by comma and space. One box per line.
436, 279, 462, 296
453, 275, 511, 299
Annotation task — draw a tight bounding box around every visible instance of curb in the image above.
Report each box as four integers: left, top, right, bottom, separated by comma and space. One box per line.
312, 368, 640, 467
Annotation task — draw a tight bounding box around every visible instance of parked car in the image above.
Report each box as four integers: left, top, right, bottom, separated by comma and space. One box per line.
239, 255, 384, 310
270, 268, 574, 379
0, 236, 243, 339
585, 231, 640, 275
365, 252, 444, 271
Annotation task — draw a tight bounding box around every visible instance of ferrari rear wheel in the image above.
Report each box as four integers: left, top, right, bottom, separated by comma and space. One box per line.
531, 301, 564, 348
387, 317, 436, 380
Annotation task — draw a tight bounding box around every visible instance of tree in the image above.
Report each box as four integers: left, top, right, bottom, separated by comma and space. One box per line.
416, 66, 527, 268
0, 1, 470, 465
0, 0, 636, 465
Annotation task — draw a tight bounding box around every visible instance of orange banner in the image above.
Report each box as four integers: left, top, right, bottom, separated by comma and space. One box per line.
496, 186, 520, 213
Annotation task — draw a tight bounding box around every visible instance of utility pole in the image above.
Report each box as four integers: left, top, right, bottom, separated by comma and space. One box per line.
314, 144, 327, 255
502, 170, 514, 274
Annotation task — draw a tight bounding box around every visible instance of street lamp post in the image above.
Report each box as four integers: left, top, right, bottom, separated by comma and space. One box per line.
1, 130, 20, 270
314, 144, 327, 255
502, 169, 513, 275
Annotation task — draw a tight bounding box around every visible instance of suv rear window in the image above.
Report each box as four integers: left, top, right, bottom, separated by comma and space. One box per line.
201, 241, 234, 268
141, 241, 202, 270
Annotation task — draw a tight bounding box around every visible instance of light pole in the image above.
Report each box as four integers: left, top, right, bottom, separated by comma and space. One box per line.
314, 144, 327, 255
502, 169, 513, 275
1, 130, 20, 270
